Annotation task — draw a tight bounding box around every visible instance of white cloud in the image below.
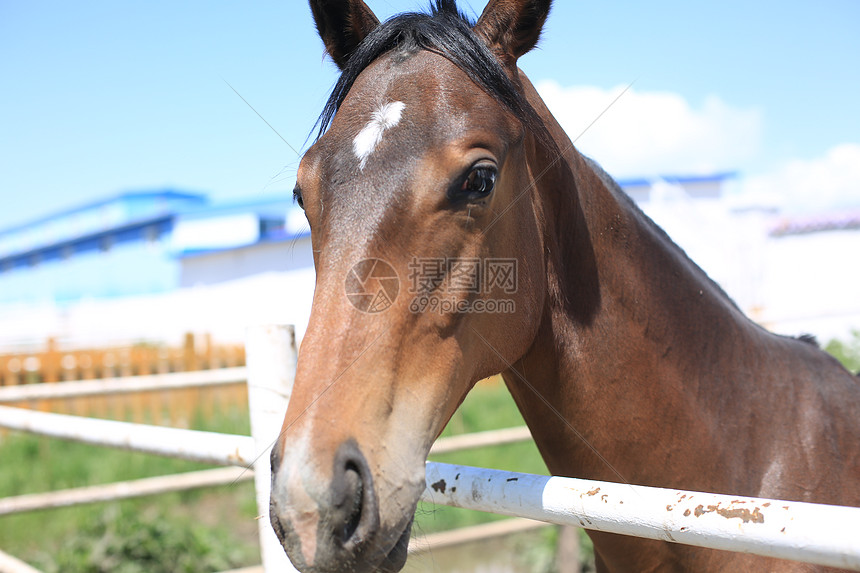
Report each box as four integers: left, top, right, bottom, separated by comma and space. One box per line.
743, 143, 860, 211
535, 80, 762, 179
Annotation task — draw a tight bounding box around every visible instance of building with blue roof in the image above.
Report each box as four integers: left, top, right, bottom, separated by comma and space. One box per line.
0, 189, 306, 305
171, 195, 310, 288
0, 190, 206, 304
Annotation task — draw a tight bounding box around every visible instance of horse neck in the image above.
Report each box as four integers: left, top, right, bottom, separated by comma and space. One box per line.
512, 77, 763, 486
545, 149, 753, 373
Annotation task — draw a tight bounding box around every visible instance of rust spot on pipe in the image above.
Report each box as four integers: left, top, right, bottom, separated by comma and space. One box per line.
431, 479, 447, 494
692, 503, 765, 523
717, 506, 764, 523
228, 448, 248, 465
586, 487, 601, 496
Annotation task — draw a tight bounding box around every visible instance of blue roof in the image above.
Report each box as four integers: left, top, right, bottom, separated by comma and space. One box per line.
0, 189, 207, 236
176, 194, 292, 221
617, 172, 738, 188
0, 189, 208, 260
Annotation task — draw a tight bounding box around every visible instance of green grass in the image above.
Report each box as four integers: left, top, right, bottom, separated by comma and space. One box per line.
0, 404, 259, 571
35, 503, 252, 573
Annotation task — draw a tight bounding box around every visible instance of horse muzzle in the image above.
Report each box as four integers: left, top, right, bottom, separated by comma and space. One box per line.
270, 437, 420, 573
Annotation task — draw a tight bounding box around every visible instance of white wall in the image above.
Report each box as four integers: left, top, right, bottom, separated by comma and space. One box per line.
179, 236, 313, 288
759, 230, 860, 340
0, 269, 316, 352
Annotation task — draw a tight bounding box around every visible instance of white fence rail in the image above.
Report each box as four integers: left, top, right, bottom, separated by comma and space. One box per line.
423, 463, 860, 571
0, 404, 255, 467
0, 550, 41, 573
0, 467, 253, 517
0, 367, 247, 402
2, 324, 860, 572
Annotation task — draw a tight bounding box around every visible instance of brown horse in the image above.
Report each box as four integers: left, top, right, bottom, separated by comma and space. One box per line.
269, 1, 860, 571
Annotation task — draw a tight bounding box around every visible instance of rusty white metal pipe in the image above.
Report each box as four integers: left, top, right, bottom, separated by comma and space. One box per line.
422, 462, 860, 571
0, 405, 255, 467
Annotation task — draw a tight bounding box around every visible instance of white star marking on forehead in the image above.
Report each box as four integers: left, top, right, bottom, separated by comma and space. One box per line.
353, 101, 406, 170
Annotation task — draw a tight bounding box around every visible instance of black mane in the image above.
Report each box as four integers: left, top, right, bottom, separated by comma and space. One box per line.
314, 0, 548, 145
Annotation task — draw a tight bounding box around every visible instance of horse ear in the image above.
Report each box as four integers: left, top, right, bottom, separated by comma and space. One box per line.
473, 0, 551, 66
308, 0, 380, 70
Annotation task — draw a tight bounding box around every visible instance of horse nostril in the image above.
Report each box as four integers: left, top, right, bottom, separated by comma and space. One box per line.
342, 462, 363, 542
332, 440, 379, 549
270, 436, 284, 474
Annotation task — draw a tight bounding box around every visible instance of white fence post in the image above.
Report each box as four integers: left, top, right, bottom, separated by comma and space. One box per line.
245, 325, 299, 573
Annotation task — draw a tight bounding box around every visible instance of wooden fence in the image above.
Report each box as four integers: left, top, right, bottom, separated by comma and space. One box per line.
0, 334, 247, 427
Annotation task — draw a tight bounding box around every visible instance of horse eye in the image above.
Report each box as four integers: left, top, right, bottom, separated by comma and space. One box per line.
293, 185, 305, 210
461, 166, 497, 196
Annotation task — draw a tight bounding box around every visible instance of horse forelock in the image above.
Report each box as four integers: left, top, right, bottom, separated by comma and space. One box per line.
312, 1, 550, 148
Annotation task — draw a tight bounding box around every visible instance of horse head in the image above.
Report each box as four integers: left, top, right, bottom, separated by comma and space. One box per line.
269, 1, 553, 571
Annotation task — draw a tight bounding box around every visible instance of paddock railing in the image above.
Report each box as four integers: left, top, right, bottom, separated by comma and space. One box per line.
1, 325, 860, 572
0, 326, 537, 573
0, 325, 295, 573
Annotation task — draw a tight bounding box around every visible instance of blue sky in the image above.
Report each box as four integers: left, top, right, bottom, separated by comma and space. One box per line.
2, 0, 859, 231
